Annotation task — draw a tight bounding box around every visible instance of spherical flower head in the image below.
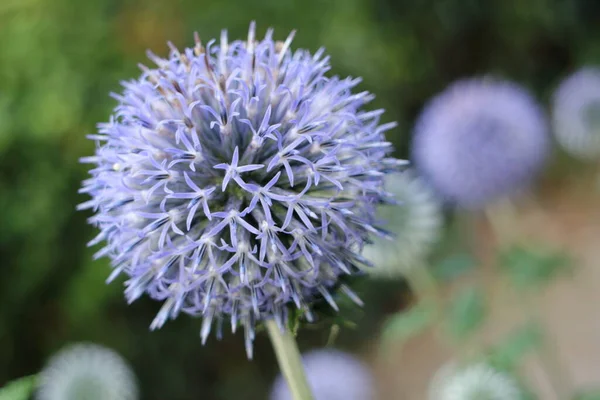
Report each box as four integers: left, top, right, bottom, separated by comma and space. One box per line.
78, 23, 402, 357
412, 77, 550, 209
270, 349, 374, 400
552, 67, 600, 160
428, 362, 521, 400
362, 170, 442, 278
37, 343, 138, 400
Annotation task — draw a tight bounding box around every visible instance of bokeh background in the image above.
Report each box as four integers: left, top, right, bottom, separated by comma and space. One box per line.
1, 0, 599, 399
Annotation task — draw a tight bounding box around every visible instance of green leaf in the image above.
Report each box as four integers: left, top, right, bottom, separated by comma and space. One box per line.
380, 303, 435, 344
446, 286, 485, 341
574, 390, 600, 400
432, 253, 477, 282
488, 322, 543, 371
0, 375, 36, 400
499, 245, 572, 290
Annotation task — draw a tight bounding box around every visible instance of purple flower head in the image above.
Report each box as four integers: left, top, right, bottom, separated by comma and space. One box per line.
552, 67, 600, 160
270, 349, 375, 400
411, 77, 550, 209
78, 23, 403, 357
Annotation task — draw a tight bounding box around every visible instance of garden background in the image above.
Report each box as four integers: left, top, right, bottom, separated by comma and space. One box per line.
1, 0, 599, 398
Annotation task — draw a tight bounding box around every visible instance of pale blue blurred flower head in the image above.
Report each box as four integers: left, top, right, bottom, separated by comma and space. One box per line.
362, 169, 442, 278
412, 77, 550, 209
428, 362, 521, 400
37, 343, 138, 400
552, 66, 600, 160
270, 349, 375, 400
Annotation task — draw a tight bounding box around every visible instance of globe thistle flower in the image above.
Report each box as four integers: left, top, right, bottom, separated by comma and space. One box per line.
37, 343, 138, 400
428, 362, 521, 400
78, 23, 403, 357
552, 67, 600, 160
270, 349, 374, 400
362, 170, 442, 278
411, 77, 550, 208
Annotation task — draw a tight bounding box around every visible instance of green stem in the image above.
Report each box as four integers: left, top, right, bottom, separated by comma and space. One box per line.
405, 265, 453, 346
266, 320, 314, 400
407, 264, 484, 358
524, 302, 571, 400
405, 264, 441, 316
485, 200, 573, 399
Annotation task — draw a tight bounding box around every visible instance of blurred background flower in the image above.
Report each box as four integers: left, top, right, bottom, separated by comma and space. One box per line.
552, 67, 600, 161
428, 362, 521, 400
362, 170, 442, 278
270, 349, 374, 400
411, 78, 550, 209
36, 343, 138, 400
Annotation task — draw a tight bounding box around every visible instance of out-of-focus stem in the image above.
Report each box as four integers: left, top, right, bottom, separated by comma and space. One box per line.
406, 264, 439, 307
485, 199, 572, 400
405, 264, 462, 349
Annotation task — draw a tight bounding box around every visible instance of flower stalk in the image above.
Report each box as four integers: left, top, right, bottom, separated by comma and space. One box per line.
266, 320, 314, 400
485, 201, 573, 400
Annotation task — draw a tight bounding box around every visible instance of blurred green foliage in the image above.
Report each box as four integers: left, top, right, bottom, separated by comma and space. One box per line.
380, 303, 434, 349
444, 286, 486, 341
0, 375, 35, 400
575, 391, 600, 400
0, 0, 599, 399
487, 322, 544, 371
499, 245, 573, 291
432, 253, 477, 282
